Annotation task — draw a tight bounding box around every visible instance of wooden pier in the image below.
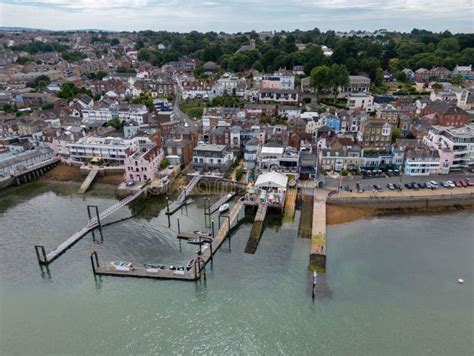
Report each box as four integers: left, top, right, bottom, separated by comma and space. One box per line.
244, 203, 268, 254
92, 201, 244, 281
283, 187, 297, 219
35, 188, 146, 265
298, 193, 314, 239
205, 191, 236, 215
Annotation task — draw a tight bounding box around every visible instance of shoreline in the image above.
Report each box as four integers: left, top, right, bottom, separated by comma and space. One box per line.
38, 164, 123, 187
326, 187, 474, 224
326, 204, 474, 225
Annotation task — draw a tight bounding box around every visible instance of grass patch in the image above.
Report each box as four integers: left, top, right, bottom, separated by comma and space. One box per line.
180, 100, 205, 119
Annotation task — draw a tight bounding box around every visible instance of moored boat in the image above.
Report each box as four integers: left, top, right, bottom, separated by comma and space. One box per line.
219, 203, 229, 213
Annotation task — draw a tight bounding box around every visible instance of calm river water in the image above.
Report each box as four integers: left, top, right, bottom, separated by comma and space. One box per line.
0, 182, 473, 355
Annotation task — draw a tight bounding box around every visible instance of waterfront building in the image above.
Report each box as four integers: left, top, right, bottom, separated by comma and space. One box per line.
423, 124, 474, 172
124, 145, 163, 182
191, 144, 234, 174
0, 148, 53, 176
403, 146, 440, 176
67, 136, 143, 164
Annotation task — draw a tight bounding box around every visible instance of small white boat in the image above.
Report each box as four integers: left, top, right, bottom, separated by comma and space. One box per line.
219, 203, 229, 213
227, 191, 235, 199
110, 261, 133, 271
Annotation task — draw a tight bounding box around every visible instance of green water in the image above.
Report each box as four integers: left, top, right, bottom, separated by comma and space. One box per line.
0, 183, 473, 355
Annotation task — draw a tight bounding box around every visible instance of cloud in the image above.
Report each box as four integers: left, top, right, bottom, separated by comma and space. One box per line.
0, 0, 472, 32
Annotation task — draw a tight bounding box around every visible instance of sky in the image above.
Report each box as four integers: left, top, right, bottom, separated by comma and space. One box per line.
0, 0, 473, 33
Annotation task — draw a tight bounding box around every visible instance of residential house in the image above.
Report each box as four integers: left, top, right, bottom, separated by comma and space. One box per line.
347, 93, 374, 112
163, 138, 194, 167
421, 101, 468, 128
358, 120, 392, 148
319, 137, 363, 172
191, 144, 234, 174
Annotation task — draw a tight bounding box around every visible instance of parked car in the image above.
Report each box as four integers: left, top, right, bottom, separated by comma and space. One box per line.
387, 183, 395, 190
425, 182, 433, 190
393, 183, 402, 191
440, 181, 450, 188
405, 183, 413, 189
373, 184, 382, 192
459, 180, 468, 187
418, 182, 427, 189
411, 182, 420, 190
429, 180, 438, 187
125, 180, 135, 187
454, 180, 463, 187
446, 180, 456, 188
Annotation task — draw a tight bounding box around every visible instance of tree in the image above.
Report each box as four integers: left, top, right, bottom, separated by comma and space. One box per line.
330, 64, 349, 103
450, 74, 464, 86
26, 75, 50, 91
107, 118, 123, 130
391, 128, 401, 143
437, 37, 460, 52
16, 56, 31, 65
41, 102, 54, 110
310, 65, 332, 101
110, 38, 120, 46
160, 158, 170, 169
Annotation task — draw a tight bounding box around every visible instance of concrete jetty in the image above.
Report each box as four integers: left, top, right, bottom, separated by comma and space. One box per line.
244, 203, 268, 254
77, 167, 99, 194
309, 189, 329, 273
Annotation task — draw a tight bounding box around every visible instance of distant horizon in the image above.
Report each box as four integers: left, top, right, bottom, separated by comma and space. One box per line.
1, 0, 472, 34
0, 26, 472, 35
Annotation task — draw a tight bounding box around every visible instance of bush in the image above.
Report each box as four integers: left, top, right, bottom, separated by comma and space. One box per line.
235, 167, 244, 181
160, 158, 170, 169
341, 169, 349, 176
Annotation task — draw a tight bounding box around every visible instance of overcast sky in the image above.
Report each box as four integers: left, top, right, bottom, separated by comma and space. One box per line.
1, 0, 473, 33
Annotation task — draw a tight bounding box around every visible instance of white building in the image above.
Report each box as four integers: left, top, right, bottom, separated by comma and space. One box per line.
347, 93, 374, 112
403, 147, 440, 176
67, 136, 147, 163
82, 107, 113, 122
423, 124, 474, 172
0, 148, 53, 176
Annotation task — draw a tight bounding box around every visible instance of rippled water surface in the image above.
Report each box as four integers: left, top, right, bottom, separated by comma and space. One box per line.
1, 183, 473, 355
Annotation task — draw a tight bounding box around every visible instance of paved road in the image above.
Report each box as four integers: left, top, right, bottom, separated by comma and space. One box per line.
324, 171, 473, 190
173, 79, 190, 121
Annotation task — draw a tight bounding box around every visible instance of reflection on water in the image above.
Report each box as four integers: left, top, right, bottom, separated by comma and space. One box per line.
0, 183, 473, 355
